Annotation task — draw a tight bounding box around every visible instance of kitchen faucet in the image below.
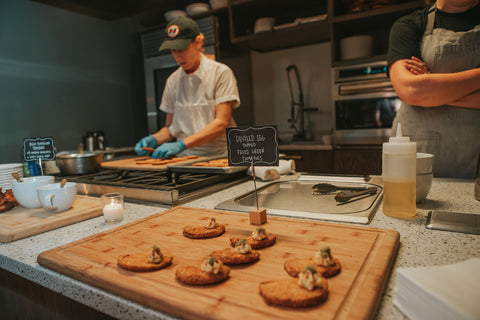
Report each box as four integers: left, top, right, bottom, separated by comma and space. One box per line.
286, 64, 317, 141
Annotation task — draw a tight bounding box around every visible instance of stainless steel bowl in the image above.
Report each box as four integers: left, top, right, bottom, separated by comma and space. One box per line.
56, 152, 103, 175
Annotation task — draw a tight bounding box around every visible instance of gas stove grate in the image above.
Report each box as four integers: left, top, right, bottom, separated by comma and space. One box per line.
56, 169, 250, 206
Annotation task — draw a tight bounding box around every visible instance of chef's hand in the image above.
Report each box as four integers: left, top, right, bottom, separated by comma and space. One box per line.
134, 135, 158, 156
405, 56, 430, 75
152, 140, 186, 159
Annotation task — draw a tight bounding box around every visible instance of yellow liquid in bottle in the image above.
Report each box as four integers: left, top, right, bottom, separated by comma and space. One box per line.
383, 180, 416, 218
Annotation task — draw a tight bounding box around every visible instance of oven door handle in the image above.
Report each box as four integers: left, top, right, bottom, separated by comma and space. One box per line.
339, 80, 394, 95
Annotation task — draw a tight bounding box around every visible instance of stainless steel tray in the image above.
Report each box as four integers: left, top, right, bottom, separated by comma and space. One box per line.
426, 210, 480, 235
215, 175, 383, 224
167, 156, 248, 174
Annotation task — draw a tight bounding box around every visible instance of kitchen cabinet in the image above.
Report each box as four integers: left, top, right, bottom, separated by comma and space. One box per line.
228, 0, 330, 52
334, 146, 382, 175
0, 268, 115, 320
282, 150, 334, 174
281, 146, 381, 175
227, 0, 423, 55
328, 0, 424, 66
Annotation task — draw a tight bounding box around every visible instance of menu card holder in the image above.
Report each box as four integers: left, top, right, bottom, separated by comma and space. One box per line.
249, 208, 267, 225
226, 125, 279, 226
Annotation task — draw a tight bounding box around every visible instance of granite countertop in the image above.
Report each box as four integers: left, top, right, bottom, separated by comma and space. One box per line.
0, 176, 479, 319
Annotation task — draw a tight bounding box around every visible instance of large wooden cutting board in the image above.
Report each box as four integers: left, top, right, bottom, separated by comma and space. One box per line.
38, 206, 399, 320
101, 156, 207, 172
0, 196, 102, 243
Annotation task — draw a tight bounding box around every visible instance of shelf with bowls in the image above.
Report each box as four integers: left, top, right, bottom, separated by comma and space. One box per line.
329, 0, 424, 66
229, 0, 329, 52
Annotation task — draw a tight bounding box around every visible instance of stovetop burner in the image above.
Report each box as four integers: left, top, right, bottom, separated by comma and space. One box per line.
57, 169, 249, 206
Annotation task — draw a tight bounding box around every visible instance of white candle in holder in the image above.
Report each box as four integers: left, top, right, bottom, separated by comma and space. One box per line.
101, 193, 124, 223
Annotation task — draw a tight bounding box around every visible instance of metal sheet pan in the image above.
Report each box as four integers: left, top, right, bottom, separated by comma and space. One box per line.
215, 174, 383, 224
167, 156, 248, 174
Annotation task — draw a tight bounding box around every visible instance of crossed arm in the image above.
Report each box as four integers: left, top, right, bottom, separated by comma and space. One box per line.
389, 57, 480, 109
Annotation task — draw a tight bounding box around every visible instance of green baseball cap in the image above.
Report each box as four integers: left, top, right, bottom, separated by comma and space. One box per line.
159, 17, 200, 52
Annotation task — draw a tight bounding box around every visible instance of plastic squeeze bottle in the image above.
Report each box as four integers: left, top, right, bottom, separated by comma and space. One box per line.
382, 123, 416, 218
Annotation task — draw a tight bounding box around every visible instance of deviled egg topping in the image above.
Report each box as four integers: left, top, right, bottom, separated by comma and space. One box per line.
298, 265, 324, 291
206, 217, 219, 229
234, 238, 251, 254
148, 245, 164, 264
201, 256, 223, 274
314, 246, 336, 267
251, 227, 269, 241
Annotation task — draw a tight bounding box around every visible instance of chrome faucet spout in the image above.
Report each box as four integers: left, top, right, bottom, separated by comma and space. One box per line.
286, 64, 306, 141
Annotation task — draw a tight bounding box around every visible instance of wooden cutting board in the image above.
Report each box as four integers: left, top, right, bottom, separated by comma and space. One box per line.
38, 206, 399, 320
0, 196, 102, 243
101, 157, 207, 172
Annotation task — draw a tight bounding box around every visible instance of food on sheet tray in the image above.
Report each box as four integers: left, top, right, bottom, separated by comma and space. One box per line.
259, 266, 329, 308
175, 256, 231, 285
117, 245, 173, 271
0, 188, 19, 213
191, 158, 229, 167
212, 238, 261, 265
135, 155, 199, 165
284, 246, 342, 278
183, 217, 226, 239
229, 227, 276, 249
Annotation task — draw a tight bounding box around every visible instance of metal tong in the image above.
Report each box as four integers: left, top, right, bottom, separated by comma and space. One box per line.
311, 182, 378, 204
334, 187, 378, 204
311, 183, 373, 195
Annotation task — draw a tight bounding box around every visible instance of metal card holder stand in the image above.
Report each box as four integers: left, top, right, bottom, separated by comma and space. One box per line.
249, 161, 267, 225
225, 126, 278, 225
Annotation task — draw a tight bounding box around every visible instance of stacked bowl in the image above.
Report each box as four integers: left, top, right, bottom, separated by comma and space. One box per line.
416, 153, 434, 203
0, 163, 23, 190
186, 3, 210, 16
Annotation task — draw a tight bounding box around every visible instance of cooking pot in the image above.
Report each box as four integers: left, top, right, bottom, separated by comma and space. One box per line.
56, 151, 103, 175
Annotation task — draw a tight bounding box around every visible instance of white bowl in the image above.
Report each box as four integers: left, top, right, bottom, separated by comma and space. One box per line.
417, 152, 434, 174
416, 172, 433, 203
37, 182, 77, 212
11, 176, 55, 209
210, 0, 227, 10
186, 3, 210, 17
164, 10, 187, 22
254, 17, 276, 33
321, 135, 332, 145
340, 35, 373, 60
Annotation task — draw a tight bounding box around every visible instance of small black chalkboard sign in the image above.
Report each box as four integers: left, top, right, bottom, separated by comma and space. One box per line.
226, 125, 279, 167
23, 137, 56, 162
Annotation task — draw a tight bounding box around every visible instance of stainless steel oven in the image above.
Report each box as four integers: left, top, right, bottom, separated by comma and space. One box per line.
142, 16, 218, 133
333, 61, 401, 145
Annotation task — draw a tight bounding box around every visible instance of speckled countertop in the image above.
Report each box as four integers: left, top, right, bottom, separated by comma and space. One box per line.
0, 176, 479, 319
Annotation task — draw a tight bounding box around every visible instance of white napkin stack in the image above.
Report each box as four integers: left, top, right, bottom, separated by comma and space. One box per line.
394, 258, 480, 320
247, 160, 296, 181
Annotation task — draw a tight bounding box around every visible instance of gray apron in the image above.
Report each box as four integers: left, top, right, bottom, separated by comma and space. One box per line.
392, 4, 480, 179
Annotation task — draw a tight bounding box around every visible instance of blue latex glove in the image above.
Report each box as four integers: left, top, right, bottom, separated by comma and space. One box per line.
152, 140, 186, 159
134, 135, 158, 156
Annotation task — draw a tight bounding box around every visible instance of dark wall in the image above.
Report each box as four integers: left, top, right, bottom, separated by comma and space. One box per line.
0, 0, 144, 163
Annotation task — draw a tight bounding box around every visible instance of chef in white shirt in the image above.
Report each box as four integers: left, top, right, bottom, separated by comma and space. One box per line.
135, 16, 240, 159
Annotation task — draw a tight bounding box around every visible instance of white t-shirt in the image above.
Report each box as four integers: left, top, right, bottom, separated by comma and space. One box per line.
160, 54, 240, 156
